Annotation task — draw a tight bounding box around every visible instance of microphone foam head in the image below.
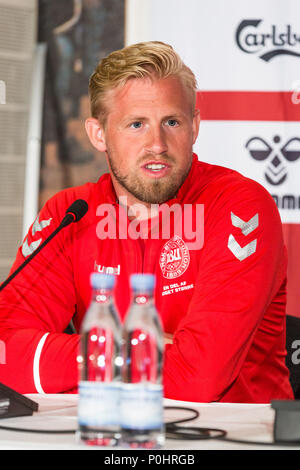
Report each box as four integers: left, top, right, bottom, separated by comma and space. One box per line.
66, 199, 88, 222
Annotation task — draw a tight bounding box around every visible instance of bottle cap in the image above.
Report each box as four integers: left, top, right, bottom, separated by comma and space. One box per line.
90, 272, 115, 289
130, 273, 155, 291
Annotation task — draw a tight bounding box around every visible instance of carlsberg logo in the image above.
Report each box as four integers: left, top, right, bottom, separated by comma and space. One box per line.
236, 19, 300, 62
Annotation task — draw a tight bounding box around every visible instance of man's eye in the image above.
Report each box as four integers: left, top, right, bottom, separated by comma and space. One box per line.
167, 119, 178, 127
131, 121, 142, 129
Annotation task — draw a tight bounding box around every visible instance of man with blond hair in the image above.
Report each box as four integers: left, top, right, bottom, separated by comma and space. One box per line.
0, 42, 294, 402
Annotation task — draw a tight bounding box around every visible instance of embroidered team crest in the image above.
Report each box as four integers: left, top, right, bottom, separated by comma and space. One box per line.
159, 236, 190, 279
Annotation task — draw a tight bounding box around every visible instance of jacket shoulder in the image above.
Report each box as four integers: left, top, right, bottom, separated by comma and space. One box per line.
42, 174, 111, 219
194, 160, 276, 206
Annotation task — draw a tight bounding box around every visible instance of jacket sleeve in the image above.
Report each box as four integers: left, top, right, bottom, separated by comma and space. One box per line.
0, 194, 80, 394
163, 178, 287, 402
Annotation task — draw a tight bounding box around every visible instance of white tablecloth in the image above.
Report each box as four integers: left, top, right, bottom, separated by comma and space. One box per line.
0, 394, 296, 450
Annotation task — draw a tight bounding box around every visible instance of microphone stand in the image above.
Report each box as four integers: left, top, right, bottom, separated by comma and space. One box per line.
0, 217, 75, 419
0, 200, 88, 418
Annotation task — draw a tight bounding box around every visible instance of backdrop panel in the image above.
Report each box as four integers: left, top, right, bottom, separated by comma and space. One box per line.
126, 0, 300, 317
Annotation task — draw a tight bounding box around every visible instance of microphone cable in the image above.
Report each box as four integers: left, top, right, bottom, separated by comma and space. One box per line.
1, 406, 300, 447
164, 406, 227, 440
0, 405, 226, 440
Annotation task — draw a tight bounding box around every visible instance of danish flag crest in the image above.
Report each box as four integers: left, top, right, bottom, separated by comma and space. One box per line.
159, 235, 190, 279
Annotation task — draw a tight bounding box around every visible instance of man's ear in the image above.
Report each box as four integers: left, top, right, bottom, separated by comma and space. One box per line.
85, 117, 107, 152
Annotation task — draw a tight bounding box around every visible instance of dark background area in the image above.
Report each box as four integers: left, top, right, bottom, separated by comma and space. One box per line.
37, 0, 125, 207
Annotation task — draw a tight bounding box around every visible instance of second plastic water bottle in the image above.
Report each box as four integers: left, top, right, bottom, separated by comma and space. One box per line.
120, 273, 165, 449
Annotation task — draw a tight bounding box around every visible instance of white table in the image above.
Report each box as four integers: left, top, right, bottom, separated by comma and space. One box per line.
0, 394, 297, 450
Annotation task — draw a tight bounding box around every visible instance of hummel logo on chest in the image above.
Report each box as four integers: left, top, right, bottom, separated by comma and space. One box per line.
94, 261, 121, 275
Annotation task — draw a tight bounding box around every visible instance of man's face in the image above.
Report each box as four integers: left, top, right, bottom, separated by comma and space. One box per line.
99, 75, 200, 205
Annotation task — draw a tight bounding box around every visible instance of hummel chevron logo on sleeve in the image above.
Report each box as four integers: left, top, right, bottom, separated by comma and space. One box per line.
21, 216, 53, 258
228, 212, 258, 261
32, 216, 52, 236
230, 212, 259, 235
228, 234, 257, 262
22, 238, 42, 257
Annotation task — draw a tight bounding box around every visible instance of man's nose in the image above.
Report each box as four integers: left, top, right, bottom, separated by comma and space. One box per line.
145, 126, 168, 155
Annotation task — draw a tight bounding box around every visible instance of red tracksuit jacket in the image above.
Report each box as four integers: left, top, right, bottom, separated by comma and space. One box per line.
0, 155, 294, 402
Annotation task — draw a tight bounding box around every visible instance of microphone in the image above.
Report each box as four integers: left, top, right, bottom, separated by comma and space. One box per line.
59, 199, 89, 227
0, 199, 88, 293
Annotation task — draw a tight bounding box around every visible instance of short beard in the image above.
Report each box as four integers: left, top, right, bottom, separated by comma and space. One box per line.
108, 154, 192, 204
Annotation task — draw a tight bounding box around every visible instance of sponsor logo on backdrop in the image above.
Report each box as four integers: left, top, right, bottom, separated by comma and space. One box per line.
236, 19, 300, 61
245, 135, 300, 210
246, 135, 300, 186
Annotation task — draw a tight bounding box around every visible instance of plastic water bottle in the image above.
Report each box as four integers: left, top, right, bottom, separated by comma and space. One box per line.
120, 273, 165, 449
77, 273, 122, 446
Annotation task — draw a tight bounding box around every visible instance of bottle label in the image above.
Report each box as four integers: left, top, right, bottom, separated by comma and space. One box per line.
120, 383, 163, 430
78, 381, 120, 427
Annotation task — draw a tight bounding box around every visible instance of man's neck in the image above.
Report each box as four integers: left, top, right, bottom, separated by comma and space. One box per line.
109, 174, 158, 220
117, 194, 159, 221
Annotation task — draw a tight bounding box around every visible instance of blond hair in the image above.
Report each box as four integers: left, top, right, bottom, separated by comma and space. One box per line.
89, 41, 198, 125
